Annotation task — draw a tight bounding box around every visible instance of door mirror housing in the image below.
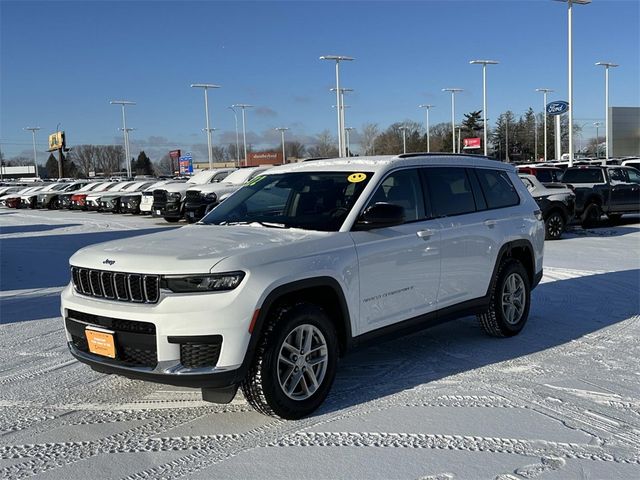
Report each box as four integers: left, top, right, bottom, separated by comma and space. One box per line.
354, 202, 405, 230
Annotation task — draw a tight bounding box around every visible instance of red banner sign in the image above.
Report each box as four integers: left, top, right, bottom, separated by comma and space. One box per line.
463, 137, 481, 149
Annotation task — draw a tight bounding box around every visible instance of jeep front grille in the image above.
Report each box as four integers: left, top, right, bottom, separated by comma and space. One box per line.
71, 267, 160, 303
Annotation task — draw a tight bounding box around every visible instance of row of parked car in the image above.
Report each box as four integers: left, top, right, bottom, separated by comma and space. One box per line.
516, 161, 640, 239
2, 160, 638, 241
0, 166, 272, 224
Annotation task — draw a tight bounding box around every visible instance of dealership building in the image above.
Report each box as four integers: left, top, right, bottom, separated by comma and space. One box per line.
610, 107, 640, 156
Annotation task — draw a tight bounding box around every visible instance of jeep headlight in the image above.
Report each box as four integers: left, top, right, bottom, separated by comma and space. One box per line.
161, 271, 245, 293
204, 192, 217, 202
168, 192, 181, 201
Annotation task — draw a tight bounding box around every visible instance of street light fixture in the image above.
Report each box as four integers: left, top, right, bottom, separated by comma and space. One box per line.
593, 121, 603, 157
398, 126, 408, 154
231, 104, 254, 166
24, 127, 41, 178
228, 106, 241, 167
470, 60, 499, 156
554, 0, 591, 167
275, 127, 289, 164
418, 105, 434, 152
320, 55, 354, 157
191, 83, 221, 170
110, 100, 136, 177
535, 88, 554, 161
595, 61, 619, 160
442, 88, 463, 153
344, 127, 355, 157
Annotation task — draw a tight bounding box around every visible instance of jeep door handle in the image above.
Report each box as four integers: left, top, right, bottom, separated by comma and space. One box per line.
416, 229, 435, 239
484, 219, 497, 228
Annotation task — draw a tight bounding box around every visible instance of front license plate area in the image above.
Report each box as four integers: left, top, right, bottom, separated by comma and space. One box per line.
85, 327, 116, 359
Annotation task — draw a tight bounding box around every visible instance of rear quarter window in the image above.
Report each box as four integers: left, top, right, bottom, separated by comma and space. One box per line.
562, 169, 604, 183
475, 169, 520, 209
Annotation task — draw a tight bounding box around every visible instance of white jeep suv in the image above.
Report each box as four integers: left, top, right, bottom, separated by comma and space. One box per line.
61, 154, 544, 419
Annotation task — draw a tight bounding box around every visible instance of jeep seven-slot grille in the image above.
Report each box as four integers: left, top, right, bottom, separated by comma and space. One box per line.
71, 267, 160, 303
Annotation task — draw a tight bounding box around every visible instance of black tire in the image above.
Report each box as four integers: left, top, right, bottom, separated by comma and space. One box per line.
544, 211, 565, 240
241, 303, 339, 419
581, 203, 602, 228
185, 215, 197, 224
477, 259, 531, 337
163, 217, 180, 223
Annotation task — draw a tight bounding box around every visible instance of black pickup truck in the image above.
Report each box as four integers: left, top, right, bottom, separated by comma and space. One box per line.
561, 166, 640, 227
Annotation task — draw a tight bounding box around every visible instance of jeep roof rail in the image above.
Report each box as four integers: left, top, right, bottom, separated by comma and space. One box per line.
396, 152, 492, 161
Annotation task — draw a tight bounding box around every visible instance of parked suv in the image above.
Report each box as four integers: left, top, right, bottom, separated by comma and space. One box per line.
519, 174, 575, 240
61, 154, 544, 419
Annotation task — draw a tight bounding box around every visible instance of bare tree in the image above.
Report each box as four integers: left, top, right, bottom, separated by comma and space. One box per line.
285, 141, 306, 159
95, 145, 124, 175
155, 153, 173, 175
71, 145, 98, 177
360, 123, 379, 155
307, 130, 338, 157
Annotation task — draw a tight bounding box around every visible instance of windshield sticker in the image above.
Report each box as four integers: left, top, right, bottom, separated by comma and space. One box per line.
245, 175, 266, 187
348, 173, 367, 183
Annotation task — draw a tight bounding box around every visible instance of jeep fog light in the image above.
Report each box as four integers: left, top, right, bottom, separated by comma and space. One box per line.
161, 272, 245, 293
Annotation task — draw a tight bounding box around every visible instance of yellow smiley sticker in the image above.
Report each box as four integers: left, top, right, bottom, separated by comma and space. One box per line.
348, 172, 367, 183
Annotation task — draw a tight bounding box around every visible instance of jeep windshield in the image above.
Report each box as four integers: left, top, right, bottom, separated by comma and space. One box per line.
200, 171, 372, 231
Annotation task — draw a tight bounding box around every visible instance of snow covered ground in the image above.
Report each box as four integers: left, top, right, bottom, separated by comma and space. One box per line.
1, 209, 639, 480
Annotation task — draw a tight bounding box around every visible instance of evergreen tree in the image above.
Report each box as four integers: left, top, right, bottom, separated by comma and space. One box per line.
133, 151, 154, 175
45, 154, 58, 178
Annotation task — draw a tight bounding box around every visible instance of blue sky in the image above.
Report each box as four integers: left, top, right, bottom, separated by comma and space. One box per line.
1, 0, 639, 161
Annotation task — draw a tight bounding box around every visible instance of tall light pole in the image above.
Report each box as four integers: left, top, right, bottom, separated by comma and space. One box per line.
191, 83, 221, 170
442, 88, 463, 153
320, 55, 354, 157
344, 127, 355, 157
24, 127, 41, 178
398, 126, 408, 154
232, 104, 253, 166
331, 87, 353, 156
110, 100, 136, 177
418, 104, 434, 152
470, 60, 498, 156
275, 127, 289, 164
228, 106, 241, 167
595, 62, 619, 160
535, 88, 554, 162
456, 125, 462, 154
554, 0, 591, 167
593, 121, 603, 157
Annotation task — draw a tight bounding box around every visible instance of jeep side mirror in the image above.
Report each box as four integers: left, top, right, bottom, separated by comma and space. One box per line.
354, 202, 405, 230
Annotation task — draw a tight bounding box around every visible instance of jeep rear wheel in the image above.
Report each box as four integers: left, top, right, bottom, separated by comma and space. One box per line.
478, 259, 531, 337
241, 303, 338, 419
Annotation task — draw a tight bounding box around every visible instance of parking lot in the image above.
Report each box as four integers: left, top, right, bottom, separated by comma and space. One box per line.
1, 209, 639, 480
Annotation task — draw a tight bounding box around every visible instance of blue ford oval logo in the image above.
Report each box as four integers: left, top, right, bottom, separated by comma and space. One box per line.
546, 101, 569, 116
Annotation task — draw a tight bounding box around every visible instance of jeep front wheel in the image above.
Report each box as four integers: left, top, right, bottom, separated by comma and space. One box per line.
241, 303, 338, 419
478, 259, 531, 337
545, 211, 565, 240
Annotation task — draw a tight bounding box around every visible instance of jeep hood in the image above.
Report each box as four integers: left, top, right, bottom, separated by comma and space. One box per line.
69, 224, 330, 274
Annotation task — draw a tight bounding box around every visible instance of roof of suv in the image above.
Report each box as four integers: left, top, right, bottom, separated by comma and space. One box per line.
265, 154, 515, 175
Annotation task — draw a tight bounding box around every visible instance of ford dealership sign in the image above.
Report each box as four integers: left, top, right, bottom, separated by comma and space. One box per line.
546, 101, 569, 116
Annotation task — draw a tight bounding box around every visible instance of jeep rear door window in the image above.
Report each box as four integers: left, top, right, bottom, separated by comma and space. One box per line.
365, 168, 426, 222
424, 167, 477, 217
561, 169, 604, 183
475, 169, 520, 209
201, 172, 372, 231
